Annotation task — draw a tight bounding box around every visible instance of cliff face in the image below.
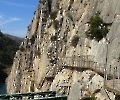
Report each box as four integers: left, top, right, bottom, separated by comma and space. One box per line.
6, 0, 120, 99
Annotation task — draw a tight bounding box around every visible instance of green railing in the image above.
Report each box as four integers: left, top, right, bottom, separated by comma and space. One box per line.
38, 95, 67, 100
0, 91, 67, 100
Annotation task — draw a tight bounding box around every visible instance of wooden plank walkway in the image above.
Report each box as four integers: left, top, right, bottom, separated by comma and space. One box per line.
44, 55, 120, 95
105, 79, 120, 95
60, 56, 120, 79
59, 56, 120, 95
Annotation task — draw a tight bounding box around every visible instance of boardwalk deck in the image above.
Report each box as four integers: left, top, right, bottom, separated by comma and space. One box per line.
59, 56, 120, 95
60, 57, 120, 79
105, 79, 120, 95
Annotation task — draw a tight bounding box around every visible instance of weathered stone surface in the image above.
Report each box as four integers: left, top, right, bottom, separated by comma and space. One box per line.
68, 82, 80, 100
6, 0, 120, 99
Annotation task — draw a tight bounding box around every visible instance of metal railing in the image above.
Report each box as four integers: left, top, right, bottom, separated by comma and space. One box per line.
60, 56, 120, 79
59, 56, 120, 95
0, 91, 56, 99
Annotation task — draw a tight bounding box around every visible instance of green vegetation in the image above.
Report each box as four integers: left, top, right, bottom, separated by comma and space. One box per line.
0, 63, 8, 83
50, 10, 58, 20
56, 1, 60, 9
48, 0, 52, 12
80, 96, 96, 100
53, 20, 59, 29
50, 58, 58, 65
71, 35, 79, 47
63, 36, 67, 43
50, 10, 60, 30
51, 34, 58, 41
19, 46, 25, 52
63, 35, 67, 43
70, 0, 74, 4
118, 54, 120, 62
86, 14, 108, 41
0, 31, 19, 83
30, 33, 37, 45
35, 50, 41, 57
68, 12, 73, 21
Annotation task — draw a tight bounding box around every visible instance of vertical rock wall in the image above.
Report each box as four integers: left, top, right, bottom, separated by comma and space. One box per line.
6, 0, 120, 99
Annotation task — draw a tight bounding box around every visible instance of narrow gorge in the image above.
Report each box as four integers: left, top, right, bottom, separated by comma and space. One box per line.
6, 0, 120, 99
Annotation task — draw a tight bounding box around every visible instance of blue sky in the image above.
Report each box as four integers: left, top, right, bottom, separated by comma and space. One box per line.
0, 0, 39, 37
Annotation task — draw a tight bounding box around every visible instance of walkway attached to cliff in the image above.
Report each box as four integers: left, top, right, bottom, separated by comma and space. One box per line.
59, 55, 120, 95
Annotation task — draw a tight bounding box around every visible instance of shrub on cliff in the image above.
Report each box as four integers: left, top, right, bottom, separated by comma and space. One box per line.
51, 34, 58, 41
86, 15, 108, 41
19, 46, 25, 52
35, 50, 41, 57
53, 20, 59, 29
70, 0, 74, 4
30, 33, 37, 45
50, 57, 58, 65
67, 12, 73, 21
50, 10, 58, 20
71, 35, 79, 47
48, 0, 52, 12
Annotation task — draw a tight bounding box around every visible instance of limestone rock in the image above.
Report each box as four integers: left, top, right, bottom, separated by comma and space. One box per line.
6, 0, 120, 100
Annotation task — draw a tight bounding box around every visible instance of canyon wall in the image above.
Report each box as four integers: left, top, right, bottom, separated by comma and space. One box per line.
6, 0, 120, 99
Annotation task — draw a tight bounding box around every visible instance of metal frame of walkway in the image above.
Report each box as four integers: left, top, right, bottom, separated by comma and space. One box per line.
59, 56, 120, 95
4, 55, 120, 99
0, 91, 67, 100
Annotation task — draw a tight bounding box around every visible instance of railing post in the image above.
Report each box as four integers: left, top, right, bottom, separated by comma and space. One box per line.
84, 59, 85, 68
97, 63, 99, 72
81, 58, 83, 68
93, 62, 95, 69
109, 65, 111, 76
87, 61, 90, 68
83, 59, 84, 68
104, 64, 106, 89
72, 57, 74, 67
113, 67, 115, 92
79, 57, 80, 67
90, 61, 92, 68
106, 67, 107, 81
94, 62, 97, 70
80, 58, 81, 68
118, 68, 120, 79
116, 67, 118, 78
84, 60, 86, 68
68, 60, 71, 66
116, 67, 117, 78
92, 61, 94, 68
98, 63, 100, 72
96, 62, 98, 71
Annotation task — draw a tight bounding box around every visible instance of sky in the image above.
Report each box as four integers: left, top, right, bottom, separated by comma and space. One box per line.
0, 0, 39, 38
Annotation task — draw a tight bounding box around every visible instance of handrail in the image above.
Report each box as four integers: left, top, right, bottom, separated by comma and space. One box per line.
0, 91, 56, 99
60, 56, 120, 79
59, 56, 120, 95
